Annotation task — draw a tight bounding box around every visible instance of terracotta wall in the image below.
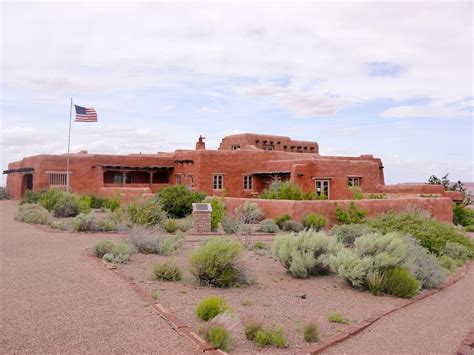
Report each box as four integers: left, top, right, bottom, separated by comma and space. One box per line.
224, 196, 453, 227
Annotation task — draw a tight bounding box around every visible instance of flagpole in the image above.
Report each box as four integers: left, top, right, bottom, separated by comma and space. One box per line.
66, 97, 73, 192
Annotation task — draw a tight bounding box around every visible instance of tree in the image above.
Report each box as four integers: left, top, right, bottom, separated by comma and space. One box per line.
427, 173, 471, 205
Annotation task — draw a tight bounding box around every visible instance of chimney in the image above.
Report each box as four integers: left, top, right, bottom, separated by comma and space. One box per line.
196, 135, 206, 150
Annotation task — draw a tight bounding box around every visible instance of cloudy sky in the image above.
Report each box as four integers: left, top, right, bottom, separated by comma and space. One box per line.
1, 1, 473, 184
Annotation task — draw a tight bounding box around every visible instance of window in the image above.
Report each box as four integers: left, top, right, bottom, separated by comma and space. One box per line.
348, 177, 361, 187
231, 144, 240, 150
175, 174, 181, 185
113, 174, 122, 184
213, 174, 223, 190
262, 144, 273, 151
315, 180, 330, 199
243, 175, 253, 190
48, 172, 68, 187
187, 174, 194, 188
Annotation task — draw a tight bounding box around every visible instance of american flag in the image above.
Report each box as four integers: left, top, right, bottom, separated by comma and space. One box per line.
74, 105, 97, 122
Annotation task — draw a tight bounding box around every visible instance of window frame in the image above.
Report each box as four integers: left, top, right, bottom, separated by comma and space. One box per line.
212, 174, 224, 190
348, 177, 361, 187
243, 175, 253, 191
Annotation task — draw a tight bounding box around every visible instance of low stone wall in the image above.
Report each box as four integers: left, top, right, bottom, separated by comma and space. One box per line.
224, 196, 453, 227
98, 187, 154, 204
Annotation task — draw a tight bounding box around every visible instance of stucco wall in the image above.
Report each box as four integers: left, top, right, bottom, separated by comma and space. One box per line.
224, 196, 453, 227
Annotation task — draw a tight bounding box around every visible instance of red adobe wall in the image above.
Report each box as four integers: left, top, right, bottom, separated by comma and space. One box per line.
224, 196, 453, 227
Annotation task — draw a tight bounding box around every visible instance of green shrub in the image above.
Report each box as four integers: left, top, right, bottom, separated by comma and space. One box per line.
438, 255, 462, 273
273, 214, 292, 228
367, 211, 474, 256
204, 325, 232, 352
21, 189, 47, 204
155, 185, 206, 218
402, 236, 446, 288
110, 241, 135, 263
330, 249, 374, 288
255, 330, 270, 347
16, 203, 52, 225
163, 219, 178, 233
465, 225, 474, 232
221, 215, 241, 234
50, 220, 71, 231
303, 322, 319, 342
244, 320, 264, 340
453, 203, 474, 226
253, 327, 288, 348
77, 195, 92, 214
383, 267, 421, 298
281, 220, 304, 232
331, 224, 375, 247
37, 189, 64, 211
53, 193, 79, 217
88, 194, 108, 209
328, 311, 348, 324
366, 270, 384, 296
126, 198, 166, 226
301, 212, 327, 231
367, 193, 387, 199
189, 238, 247, 287
105, 192, 121, 212
273, 230, 343, 278
253, 241, 268, 251
128, 226, 184, 255
97, 218, 118, 232
349, 186, 363, 200
92, 240, 115, 258
259, 219, 280, 233
153, 261, 182, 281
208, 197, 225, 231
335, 202, 367, 224
0, 187, 10, 200
195, 296, 230, 321
177, 217, 192, 232
443, 242, 471, 261
73, 213, 95, 231
259, 180, 323, 200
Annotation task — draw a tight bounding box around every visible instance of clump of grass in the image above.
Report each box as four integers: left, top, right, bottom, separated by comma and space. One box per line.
198, 313, 236, 352
244, 320, 264, 340
163, 219, 178, 233
383, 267, 421, 298
244, 320, 288, 348
303, 321, 319, 343
128, 226, 184, 255
366, 270, 384, 296
328, 311, 348, 324
153, 261, 182, 281
92, 240, 115, 258
150, 289, 160, 300
73, 213, 95, 231
196, 296, 230, 321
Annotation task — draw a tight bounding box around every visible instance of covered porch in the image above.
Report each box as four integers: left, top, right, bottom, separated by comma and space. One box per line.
249, 170, 291, 194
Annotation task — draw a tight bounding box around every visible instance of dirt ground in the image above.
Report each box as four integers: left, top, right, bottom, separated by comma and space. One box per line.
0, 200, 196, 354
118, 240, 408, 354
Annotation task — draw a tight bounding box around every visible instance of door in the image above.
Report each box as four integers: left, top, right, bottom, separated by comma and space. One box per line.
21, 173, 33, 197
315, 180, 330, 199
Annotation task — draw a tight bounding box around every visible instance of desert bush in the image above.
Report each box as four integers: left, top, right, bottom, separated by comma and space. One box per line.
73, 213, 95, 232
235, 201, 264, 224
253, 326, 288, 348
273, 230, 343, 278
196, 296, 230, 321
127, 226, 184, 255
328, 311, 348, 324
92, 240, 115, 258
273, 214, 292, 229
77, 195, 92, 214
163, 219, 178, 233
330, 249, 374, 288
0, 187, 9, 200
198, 313, 235, 352
331, 224, 376, 247
366, 270, 384, 296
177, 217, 192, 233
96, 218, 118, 232
335, 202, 367, 224
153, 261, 182, 281
50, 220, 71, 231
52, 192, 79, 217
221, 215, 241, 234
366, 193, 387, 199
259, 219, 280, 233
21, 189, 47, 204
105, 193, 121, 212
17, 203, 52, 225
244, 320, 264, 340
155, 185, 206, 218
110, 241, 135, 263
280, 220, 304, 232
259, 180, 323, 200
207, 196, 225, 231
453, 203, 474, 226
367, 211, 474, 256
383, 267, 421, 298
189, 238, 247, 287
301, 212, 327, 231
465, 225, 474, 232
401, 236, 446, 288
443, 242, 471, 261
126, 198, 167, 226
438, 255, 462, 273
37, 189, 64, 211
303, 322, 319, 342
349, 186, 363, 200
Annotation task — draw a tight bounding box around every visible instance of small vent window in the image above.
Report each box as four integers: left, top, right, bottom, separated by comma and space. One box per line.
213, 174, 224, 190
48, 172, 68, 187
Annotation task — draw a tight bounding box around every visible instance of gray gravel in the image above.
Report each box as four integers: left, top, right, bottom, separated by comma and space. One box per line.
0, 201, 196, 354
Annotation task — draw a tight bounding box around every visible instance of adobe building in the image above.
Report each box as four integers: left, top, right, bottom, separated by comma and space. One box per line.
3, 133, 461, 204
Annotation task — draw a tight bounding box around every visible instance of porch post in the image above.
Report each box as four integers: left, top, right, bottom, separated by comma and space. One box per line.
149, 172, 153, 188
122, 172, 126, 187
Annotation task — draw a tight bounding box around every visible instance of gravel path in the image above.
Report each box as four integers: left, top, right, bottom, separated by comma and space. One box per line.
0, 201, 195, 354
324, 263, 474, 354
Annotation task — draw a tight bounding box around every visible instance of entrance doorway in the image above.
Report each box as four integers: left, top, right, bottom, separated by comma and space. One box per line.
315, 180, 330, 199
22, 174, 33, 197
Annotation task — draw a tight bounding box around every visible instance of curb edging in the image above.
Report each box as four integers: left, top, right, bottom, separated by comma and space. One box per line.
85, 248, 223, 354
296, 262, 471, 355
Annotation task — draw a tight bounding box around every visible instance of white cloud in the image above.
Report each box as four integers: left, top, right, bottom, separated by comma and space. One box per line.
381, 101, 472, 119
